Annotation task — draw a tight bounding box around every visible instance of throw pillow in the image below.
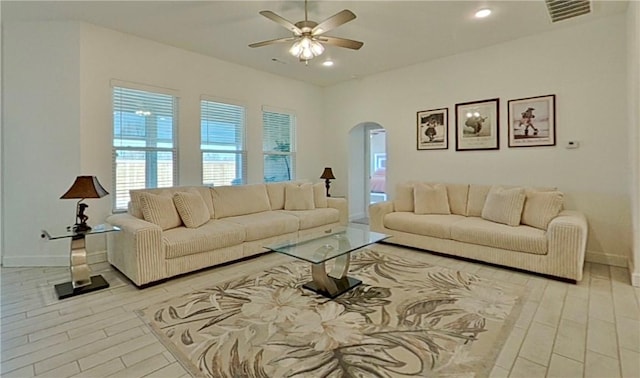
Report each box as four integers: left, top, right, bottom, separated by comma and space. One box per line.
139, 191, 182, 230
173, 190, 210, 228
466, 184, 492, 217
394, 183, 414, 212
414, 183, 451, 215
481, 186, 526, 226
313, 182, 328, 208
284, 183, 316, 210
521, 190, 564, 230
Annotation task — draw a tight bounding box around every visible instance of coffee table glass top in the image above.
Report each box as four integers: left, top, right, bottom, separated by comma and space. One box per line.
264, 227, 388, 264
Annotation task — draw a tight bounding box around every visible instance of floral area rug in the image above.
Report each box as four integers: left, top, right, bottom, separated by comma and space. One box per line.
137, 249, 526, 377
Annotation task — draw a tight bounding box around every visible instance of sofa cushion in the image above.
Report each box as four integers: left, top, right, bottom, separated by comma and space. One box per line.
522, 190, 564, 230
414, 183, 451, 215
163, 220, 246, 259
466, 184, 492, 217
279, 208, 340, 230
394, 183, 414, 212
285, 183, 315, 210
139, 191, 182, 231
130, 186, 214, 220
444, 183, 469, 216
313, 183, 328, 208
173, 190, 210, 228
266, 182, 286, 210
451, 217, 547, 255
223, 211, 299, 241
384, 213, 466, 239
211, 184, 271, 219
481, 186, 526, 226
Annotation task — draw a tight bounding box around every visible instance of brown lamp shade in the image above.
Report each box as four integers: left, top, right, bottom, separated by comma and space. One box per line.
320, 167, 335, 180
60, 176, 109, 199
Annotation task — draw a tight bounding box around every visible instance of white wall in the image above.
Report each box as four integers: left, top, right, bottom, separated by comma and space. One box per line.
2, 21, 326, 266
628, 2, 640, 286
325, 14, 631, 265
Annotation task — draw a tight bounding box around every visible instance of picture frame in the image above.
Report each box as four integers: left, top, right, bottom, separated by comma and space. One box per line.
455, 98, 499, 151
417, 108, 448, 150
508, 94, 556, 148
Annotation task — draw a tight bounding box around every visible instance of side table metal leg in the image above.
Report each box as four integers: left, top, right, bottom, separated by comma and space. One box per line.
70, 236, 92, 288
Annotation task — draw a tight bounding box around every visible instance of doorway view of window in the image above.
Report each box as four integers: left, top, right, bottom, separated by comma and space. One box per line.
368, 129, 386, 204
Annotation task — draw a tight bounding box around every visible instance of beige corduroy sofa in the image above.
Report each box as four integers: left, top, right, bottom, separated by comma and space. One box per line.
106, 182, 347, 286
370, 182, 588, 282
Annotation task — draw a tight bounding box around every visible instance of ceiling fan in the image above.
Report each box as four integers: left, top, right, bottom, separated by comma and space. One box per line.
249, 0, 364, 62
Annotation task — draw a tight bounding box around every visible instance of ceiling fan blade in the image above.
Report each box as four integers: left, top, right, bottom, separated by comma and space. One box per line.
312, 10, 356, 36
259, 10, 302, 34
249, 37, 297, 48
318, 36, 363, 50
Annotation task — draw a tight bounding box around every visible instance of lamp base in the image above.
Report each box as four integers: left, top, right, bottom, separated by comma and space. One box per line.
73, 223, 92, 232
54, 274, 109, 300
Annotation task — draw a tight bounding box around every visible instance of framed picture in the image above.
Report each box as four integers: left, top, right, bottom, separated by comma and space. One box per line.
455, 98, 499, 151
417, 108, 448, 150
508, 94, 556, 147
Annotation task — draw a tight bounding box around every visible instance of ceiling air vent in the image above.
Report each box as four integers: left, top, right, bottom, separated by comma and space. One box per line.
545, 0, 591, 22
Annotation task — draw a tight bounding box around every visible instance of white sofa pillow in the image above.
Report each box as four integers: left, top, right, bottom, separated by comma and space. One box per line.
522, 190, 564, 230
313, 182, 328, 208
481, 186, 526, 226
285, 183, 316, 210
394, 183, 414, 212
414, 183, 451, 215
173, 190, 210, 228
139, 191, 182, 230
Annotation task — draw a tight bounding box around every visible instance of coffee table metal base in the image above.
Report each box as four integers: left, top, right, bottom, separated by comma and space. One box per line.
303, 277, 362, 299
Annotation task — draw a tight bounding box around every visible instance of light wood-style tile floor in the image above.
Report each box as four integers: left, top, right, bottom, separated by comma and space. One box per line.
2, 237, 639, 377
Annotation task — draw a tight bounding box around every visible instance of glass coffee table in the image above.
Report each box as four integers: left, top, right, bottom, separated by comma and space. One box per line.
265, 227, 388, 298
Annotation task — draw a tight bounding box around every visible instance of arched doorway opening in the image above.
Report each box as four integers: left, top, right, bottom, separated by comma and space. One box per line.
348, 122, 386, 223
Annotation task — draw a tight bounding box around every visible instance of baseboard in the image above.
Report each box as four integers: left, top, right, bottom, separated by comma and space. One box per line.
585, 250, 628, 268
629, 259, 640, 287
2, 250, 108, 267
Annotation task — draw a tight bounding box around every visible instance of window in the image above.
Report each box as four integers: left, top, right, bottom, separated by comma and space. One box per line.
112, 85, 177, 211
263, 108, 296, 182
201, 99, 246, 186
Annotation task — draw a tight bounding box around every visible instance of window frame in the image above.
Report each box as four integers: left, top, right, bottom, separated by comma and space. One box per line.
111, 81, 179, 212
200, 96, 247, 186
262, 106, 297, 183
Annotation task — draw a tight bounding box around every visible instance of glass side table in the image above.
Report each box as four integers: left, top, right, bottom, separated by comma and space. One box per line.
41, 224, 120, 300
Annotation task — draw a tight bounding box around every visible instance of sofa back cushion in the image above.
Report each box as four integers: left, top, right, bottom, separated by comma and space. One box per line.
266, 182, 286, 210
139, 191, 183, 230
481, 186, 526, 226
394, 183, 415, 212
414, 183, 451, 215
521, 190, 564, 230
313, 183, 328, 208
445, 183, 469, 216
284, 183, 316, 210
466, 184, 492, 217
211, 184, 271, 219
173, 190, 210, 228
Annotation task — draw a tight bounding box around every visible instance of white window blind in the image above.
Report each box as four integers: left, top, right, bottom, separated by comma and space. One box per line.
112, 86, 177, 211
263, 108, 296, 182
201, 99, 246, 186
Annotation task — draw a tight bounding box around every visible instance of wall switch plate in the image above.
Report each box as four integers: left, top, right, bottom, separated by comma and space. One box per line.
566, 141, 579, 149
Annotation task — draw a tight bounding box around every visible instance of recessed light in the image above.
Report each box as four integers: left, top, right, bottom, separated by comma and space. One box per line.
475, 8, 492, 18
322, 60, 334, 67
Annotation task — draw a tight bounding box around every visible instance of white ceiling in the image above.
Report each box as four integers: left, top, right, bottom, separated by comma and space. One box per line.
2, 1, 629, 87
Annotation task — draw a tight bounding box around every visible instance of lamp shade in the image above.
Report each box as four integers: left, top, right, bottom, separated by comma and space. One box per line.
60, 176, 109, 199
320, 167, 335, 180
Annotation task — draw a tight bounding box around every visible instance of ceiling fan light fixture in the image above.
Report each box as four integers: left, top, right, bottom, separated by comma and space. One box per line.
289, 36, 324, 60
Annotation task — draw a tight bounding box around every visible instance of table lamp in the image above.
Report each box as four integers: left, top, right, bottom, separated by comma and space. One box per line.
320, 167, 336, 197
60, 176, 109, 232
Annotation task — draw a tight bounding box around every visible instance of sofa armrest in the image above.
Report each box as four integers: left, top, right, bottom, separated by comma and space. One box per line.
327, 197, 348, 226
106, 213, 165, 286
369, 201, 394, 233
547, 210, 588, 281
